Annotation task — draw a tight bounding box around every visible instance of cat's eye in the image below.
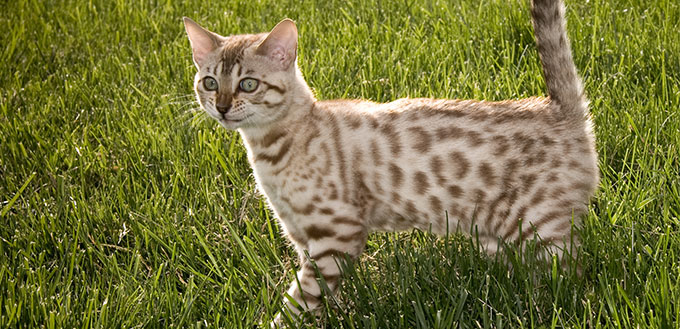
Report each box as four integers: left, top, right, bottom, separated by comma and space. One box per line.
203, 77, 218, 91
239, 78, 259, 92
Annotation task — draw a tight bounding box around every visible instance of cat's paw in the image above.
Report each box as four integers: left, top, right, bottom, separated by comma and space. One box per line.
269, 312, 286, 329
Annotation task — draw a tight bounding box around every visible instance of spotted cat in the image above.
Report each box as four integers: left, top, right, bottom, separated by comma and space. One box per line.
183, 0, 598, 322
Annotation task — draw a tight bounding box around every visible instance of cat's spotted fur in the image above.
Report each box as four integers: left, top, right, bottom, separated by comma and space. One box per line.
183, 0, 598, 320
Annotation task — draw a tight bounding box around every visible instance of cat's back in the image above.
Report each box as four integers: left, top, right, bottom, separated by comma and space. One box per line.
308, 96, 596, 185
311, 96, 591, 150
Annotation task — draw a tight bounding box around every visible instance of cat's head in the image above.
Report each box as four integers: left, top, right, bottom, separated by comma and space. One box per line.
183, 18, 313, 130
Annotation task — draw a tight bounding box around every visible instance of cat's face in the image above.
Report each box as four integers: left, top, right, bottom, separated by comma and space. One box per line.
184, 18, 300, 130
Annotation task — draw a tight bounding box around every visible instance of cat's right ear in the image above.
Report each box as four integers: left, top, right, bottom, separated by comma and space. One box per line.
256, 19, 298, 71
183, 17, 220, 68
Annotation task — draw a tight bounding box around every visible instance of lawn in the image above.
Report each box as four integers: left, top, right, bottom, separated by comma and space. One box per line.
1, 0, 679, 327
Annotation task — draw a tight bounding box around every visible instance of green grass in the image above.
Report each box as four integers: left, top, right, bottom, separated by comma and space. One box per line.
1, 0, 679, 327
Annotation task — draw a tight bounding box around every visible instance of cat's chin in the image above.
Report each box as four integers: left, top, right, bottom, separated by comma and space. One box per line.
217, 114, 259, 129
204, 111, 253, 130
217, 118, 243, 130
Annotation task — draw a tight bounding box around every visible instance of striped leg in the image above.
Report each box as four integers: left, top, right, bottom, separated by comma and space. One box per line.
514, 215, 581, 273
536, 228, 580, 270
280, 223, 367, 320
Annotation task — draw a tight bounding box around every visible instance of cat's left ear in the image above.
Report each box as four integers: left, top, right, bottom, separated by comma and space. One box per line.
256, 19, 298, 70
183, 17, 221, 68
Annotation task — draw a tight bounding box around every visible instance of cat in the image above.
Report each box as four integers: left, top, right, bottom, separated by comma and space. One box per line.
182, 0, 598, 323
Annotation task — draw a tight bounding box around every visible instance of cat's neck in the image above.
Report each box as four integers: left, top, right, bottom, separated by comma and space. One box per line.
239, 104, 311, 145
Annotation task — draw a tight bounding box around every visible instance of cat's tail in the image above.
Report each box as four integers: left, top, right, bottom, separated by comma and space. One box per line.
531, 0, 587, 121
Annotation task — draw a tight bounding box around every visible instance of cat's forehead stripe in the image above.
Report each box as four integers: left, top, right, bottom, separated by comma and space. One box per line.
219, 34, 265, 75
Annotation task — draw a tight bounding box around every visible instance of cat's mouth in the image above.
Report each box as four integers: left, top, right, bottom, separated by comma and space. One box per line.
218, 113, 253, 127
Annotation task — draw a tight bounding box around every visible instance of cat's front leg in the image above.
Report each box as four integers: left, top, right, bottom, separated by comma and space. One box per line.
277, 218, 368, 323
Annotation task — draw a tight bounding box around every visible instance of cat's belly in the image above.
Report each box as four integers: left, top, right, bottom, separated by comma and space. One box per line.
365, 191, 477, 235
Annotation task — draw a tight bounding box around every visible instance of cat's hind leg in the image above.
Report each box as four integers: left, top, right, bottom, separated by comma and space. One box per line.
516, 215, 582, 272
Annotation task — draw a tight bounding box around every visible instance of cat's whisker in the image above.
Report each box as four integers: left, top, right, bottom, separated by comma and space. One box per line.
161, 97, 197, 108
176, 102, 200, 113
243, 112, 258, 127
164, 99, 196, 107
183, 108, 210, 129
162, 92, 196, 100
160, 94, 198, 110
171, 105, 202, 123
164, 96, 195, 103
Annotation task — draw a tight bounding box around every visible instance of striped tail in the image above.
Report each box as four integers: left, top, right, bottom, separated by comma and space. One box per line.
531, 0, 587, 121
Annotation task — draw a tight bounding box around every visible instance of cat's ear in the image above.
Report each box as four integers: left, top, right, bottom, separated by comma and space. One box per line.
256, 19, 298, 70
183, 17, 221, 68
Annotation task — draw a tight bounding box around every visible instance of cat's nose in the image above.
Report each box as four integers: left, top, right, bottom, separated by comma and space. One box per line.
216, 93, 232, 113
216, 104, 231, 113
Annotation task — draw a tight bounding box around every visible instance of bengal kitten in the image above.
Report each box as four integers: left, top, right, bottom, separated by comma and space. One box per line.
182, 0, 598, 321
